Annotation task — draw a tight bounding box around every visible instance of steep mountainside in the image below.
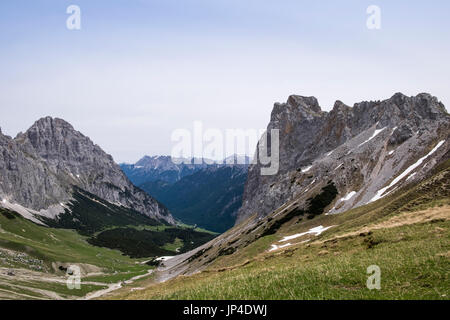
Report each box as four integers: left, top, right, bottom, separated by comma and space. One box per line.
238, 93, 449, 223
0, 117, 174, 225
140, 165, 248, 233
116, 92, 449, 288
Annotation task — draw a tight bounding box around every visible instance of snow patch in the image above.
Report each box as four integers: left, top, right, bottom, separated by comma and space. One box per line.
325, 206, 336, 215
388, 150, 395, 155
156, 256, 174, 262
370, 140, 445, 203
269, 243, 293, 252
340, 191, 356, 202
301, 166, 312, 173
279, 225, 334, 243
358, 127, 387, 147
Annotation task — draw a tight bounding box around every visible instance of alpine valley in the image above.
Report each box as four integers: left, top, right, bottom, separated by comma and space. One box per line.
121, 155, 250, 233
0, 92, 449, 300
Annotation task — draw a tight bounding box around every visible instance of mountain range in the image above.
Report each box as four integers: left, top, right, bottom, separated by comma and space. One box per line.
0, 92, 448, 300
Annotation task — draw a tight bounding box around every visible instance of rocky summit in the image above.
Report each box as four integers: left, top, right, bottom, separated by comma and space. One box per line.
0, 117, 174, 225
237, 93, 450, 224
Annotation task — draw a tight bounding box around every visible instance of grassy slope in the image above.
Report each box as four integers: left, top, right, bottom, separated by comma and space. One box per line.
0, 209, 151, 299
0, 210, 141, 271
36, 189, 216, 259
0, 193, 218, 299
113, 160, 450, 300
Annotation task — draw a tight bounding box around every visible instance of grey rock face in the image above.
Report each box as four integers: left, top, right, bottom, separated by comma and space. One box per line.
237, 93, 450, 224
0, 117, 174, 224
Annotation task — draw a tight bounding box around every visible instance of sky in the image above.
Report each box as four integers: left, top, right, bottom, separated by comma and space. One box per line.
0, 0, 449, 163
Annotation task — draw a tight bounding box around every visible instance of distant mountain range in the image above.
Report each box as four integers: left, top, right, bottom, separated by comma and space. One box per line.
121, 156, 210, 186
121, 155, 250, 232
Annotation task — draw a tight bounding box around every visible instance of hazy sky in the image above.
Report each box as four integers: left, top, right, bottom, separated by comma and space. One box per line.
1, 0, 449, 163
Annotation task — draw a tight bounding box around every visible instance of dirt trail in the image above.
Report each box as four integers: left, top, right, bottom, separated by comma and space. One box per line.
0, 267, 154, 300
82, 269, 154, 300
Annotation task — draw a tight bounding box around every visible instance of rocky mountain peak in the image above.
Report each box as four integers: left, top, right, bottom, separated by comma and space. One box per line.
0, 117, 174, 224
287, 95, 322, 113
17, 116, 106, 163
237, 92, 450, 224
331, 100, 351, 113
272, 95, 323, 124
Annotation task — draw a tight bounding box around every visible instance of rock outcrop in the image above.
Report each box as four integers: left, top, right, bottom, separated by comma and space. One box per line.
237, 93, 450, 223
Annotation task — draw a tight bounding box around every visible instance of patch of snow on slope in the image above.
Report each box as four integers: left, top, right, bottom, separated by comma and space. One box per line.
279, 225, 334, 243
325, 206, 336, 215
301, 165, 312, 173
369, 140, 445, 203
388, 150, 395, 155
269, 243, 293, 252
327, 191, 357, 215
358, 127, 387, 147
334, 163, 343, 171
156, 256, 175, 261
341, 191, 356, 202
